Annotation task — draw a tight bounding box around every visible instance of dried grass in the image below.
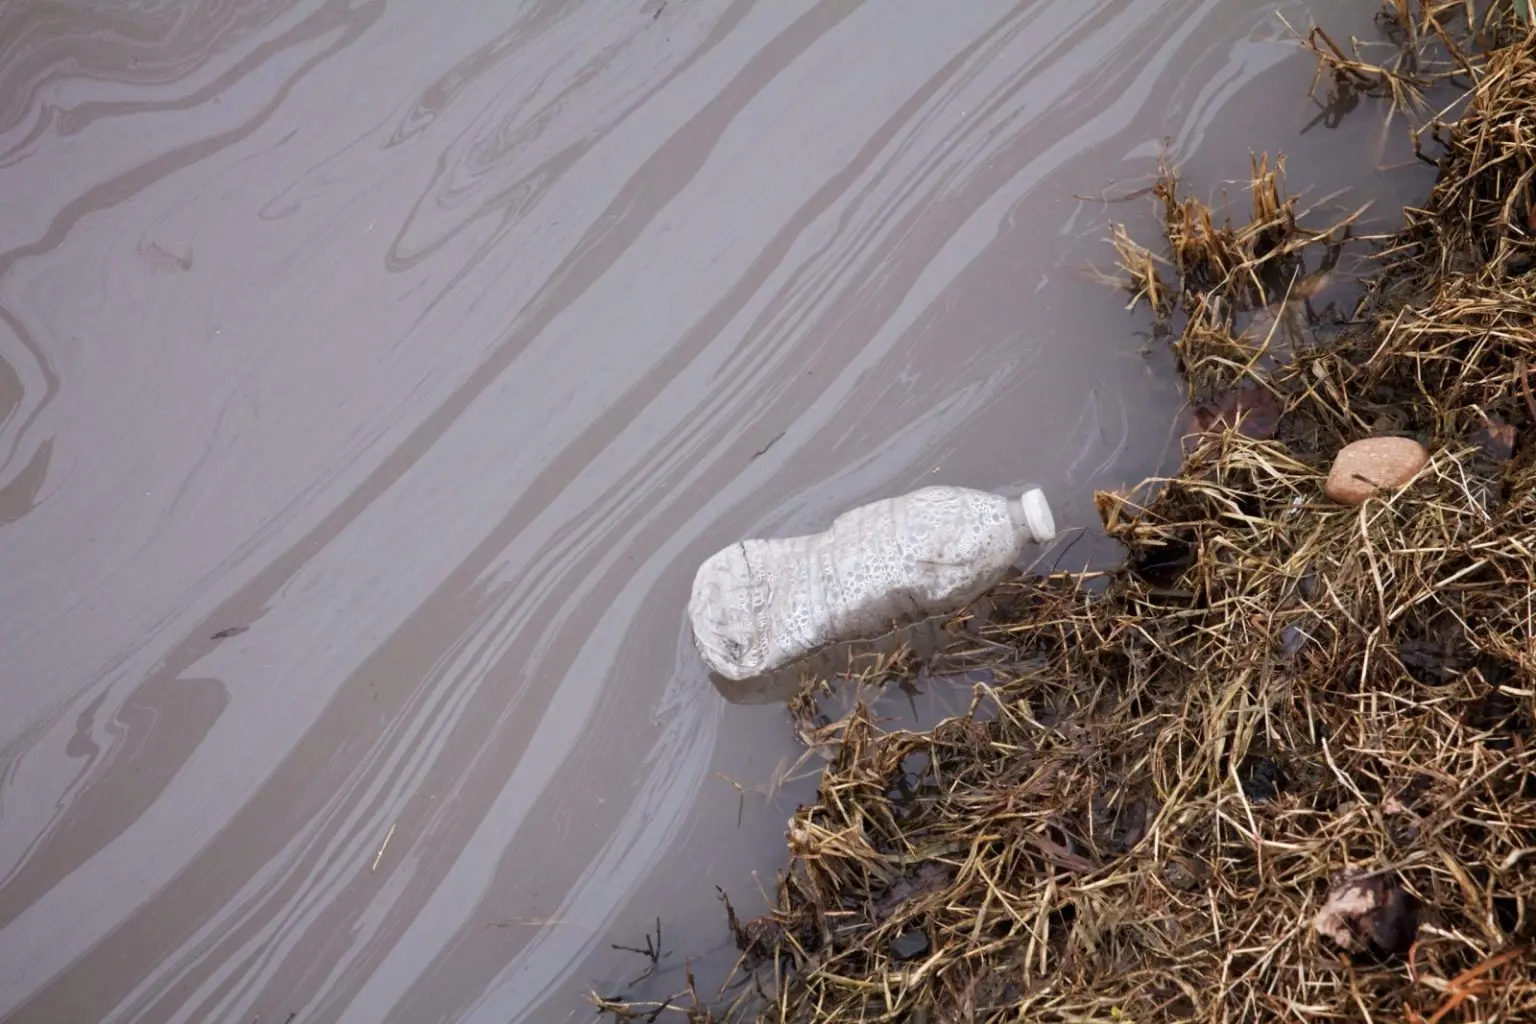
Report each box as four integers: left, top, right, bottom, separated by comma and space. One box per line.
599, 4, 1536, 1021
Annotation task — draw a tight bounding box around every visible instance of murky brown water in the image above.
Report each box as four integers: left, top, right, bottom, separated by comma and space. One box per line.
0, 1, 1439, 1021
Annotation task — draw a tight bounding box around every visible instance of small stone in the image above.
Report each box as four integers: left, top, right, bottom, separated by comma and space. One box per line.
1473, 418, 1517, 462
1240, 756, 1285, 802
889, 929, 930, 961
1324, 437, 1429, 505
1314, 868, 1417, 954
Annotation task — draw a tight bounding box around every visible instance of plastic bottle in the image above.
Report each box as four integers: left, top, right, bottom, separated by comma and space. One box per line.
688, 485, 1056, 681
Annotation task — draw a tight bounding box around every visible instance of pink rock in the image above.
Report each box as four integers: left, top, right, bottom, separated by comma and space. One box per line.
1324, 437, 1429, 505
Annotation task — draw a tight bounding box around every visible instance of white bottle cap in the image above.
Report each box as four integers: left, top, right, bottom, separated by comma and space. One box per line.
1020, 488, 1055, 542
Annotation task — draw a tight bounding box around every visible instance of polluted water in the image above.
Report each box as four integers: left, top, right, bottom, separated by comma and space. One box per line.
0, 1, 1443, 1021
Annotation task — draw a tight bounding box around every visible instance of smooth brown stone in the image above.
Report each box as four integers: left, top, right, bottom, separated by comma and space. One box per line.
1324, 437, 1429, 504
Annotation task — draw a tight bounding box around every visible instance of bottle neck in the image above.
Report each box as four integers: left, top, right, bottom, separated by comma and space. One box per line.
1008, 489, 1056, 543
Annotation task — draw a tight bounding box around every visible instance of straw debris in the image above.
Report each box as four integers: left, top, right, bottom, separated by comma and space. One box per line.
600, 4, 1536, 1021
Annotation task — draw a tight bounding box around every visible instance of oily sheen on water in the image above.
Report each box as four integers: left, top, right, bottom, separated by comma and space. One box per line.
688, 486, 1056, 680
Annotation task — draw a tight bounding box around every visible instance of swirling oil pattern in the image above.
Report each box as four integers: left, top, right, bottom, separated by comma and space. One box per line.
0, 1, 1435, 1021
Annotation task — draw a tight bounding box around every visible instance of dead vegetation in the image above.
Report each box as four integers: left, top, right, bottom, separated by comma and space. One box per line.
598, 3, 1536, 1021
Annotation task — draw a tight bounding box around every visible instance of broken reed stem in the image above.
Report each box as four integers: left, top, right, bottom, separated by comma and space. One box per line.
371, 822, 396, 873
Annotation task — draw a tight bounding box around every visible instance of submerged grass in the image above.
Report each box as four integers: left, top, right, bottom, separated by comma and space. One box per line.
600, 4, 1536, 1021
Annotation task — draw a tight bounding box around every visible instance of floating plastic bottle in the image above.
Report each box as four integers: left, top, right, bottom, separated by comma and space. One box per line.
688, 485, 1056, 682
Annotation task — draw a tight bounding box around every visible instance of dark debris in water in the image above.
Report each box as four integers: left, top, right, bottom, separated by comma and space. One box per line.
1185, 380, 1283, 452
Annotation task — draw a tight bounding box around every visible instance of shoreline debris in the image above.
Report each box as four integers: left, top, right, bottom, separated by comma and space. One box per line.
688, 486, 1055, 682
1314, 867, 1418, 956
600, 4, 1536, 1020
